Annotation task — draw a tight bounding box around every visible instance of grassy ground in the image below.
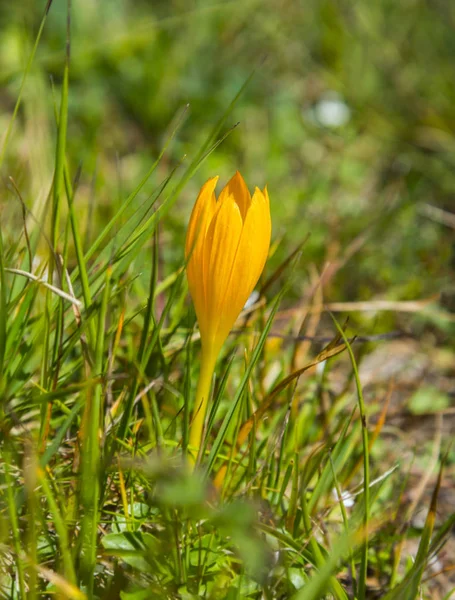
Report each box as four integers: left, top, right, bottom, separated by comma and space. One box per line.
1, 0, 454, 598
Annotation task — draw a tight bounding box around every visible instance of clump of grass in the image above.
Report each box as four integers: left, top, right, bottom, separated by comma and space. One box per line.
1, 2, 454, 599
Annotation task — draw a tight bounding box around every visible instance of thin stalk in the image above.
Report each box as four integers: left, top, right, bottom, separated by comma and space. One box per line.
188, 347, 217, 463
150, 390, 164, 450
330, 454, 357, 597
40, 22, 69, 444
286, 452, 299, 533
37, 467, 77, 585
301, 487, 348, 600
182, 332, 192, 457
4, 450, 26, 598
0, 0, 53, 168
219, 385, 246, 496
0, 223, 6, 395
80, 268, 111, 596
63, 162, 96, 345
330, 314, 370, 600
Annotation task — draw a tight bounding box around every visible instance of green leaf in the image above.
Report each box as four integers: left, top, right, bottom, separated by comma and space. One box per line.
408, 386, 450, 415
102, 532, 157, 573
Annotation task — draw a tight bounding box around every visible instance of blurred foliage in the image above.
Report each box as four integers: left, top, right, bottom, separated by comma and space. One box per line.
1, 0, 455, 319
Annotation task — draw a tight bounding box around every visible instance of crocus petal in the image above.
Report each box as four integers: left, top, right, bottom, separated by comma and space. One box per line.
238, 187, 271, 292
212, 187, 271, 347
217, 171, 251, 221
185, 176, 218, 260
185, 172, 271, 359
202, 193, 243, 351
185, 177, 218, 336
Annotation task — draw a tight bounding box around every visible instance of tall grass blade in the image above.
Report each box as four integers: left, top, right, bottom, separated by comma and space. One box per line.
80, 267, 111, 595
383, 454, 445, 600
0, 224, 7, 390
0, 0, 54, 168
330, 313, 370, 599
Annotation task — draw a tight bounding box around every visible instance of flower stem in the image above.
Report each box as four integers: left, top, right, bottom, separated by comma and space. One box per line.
189, 347, 217, 464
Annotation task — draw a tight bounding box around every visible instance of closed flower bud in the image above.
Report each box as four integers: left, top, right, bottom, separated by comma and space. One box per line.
185, 171, 271, 461
185, 171, 271, 359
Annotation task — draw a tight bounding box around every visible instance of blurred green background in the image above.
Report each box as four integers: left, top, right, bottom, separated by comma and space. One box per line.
1, 0, 455, 329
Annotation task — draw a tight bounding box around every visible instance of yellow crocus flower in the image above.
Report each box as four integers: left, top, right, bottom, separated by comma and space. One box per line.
185, 171, 271, 461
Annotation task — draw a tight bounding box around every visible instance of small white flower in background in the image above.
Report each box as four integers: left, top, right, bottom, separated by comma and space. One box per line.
32, 255, 47, 277
316, 359, 326, 376
243, 289, 260, 310
313, 91, 351, 128
332, 487, 355, 508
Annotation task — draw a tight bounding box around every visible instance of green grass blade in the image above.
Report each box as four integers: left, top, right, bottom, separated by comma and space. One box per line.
51, 61, 68, 255
0, 0, 53, 168
203, 352, 236, 451
383, 456, 445, 600
301, 483, 349, 600
257, 523, 315, 567
63, 162, 96, 344
169, 64, 258, 197
40, 398, 84, 468
292, 531, 353, 600
137, 230, 159, 364
76, 106, 188, 276
307, 410, 356, 513
114, 265, 185, 446
80, 267, 111, 595
330, 313, 370, 600
37, 467, 77, 585
0, 224, 7, 390
330, 454, 358, 597
4, 448, 27, 598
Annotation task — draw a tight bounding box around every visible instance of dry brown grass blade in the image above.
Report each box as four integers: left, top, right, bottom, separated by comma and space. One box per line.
277, 295, 440, 318
33, 563, 86, 599
419, 203, 455, 229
